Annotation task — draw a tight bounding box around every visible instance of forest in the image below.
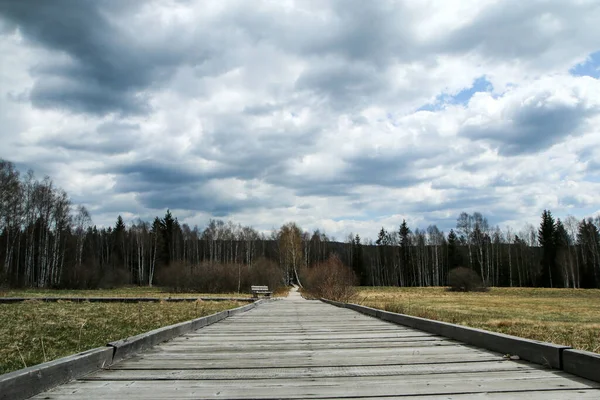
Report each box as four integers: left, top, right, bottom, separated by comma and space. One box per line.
1, 159, 600, 290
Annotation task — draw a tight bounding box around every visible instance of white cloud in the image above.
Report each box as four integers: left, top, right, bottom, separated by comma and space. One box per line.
1, 0, 600, 239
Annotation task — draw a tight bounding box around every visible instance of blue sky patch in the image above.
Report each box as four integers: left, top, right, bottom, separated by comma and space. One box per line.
417, 76, 493, 112
570, 51, 600, 78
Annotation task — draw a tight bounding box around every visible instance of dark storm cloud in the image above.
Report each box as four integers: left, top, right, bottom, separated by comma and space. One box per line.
196, 117, 323, 183
0, 0, 207, 115
342, 154, 431, 188
135, 185, 278, 215
107, 158, 292, 214
110, 160, 207, 191
295, 61, 387, 110
461, 93, 598, 155
438, 1, 600, 62
286, 0, 415, 63
41, 122, 140, 155
242, 103, 279, 116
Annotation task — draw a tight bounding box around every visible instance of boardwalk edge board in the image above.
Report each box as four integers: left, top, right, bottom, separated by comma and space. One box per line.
563, 349, 600, 382
320, 299, 589, 375
0, 347, 113, 400
0, 299, 266, 400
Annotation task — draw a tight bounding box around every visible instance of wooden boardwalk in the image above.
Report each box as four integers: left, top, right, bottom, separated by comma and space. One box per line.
34, 290, 600, 399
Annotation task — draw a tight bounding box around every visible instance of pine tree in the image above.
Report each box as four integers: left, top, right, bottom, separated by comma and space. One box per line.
398, 220, 411, 286
161, 210, 175, 265
447, 229, 460, 269
112, 215, 126, 269
351, 234, 365, 284
577, 219, 600, 288
538, 210, 561, 287
376, 227, 388, 245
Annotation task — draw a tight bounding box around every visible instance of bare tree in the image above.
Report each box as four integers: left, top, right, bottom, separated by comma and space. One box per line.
279, 222, 304, 286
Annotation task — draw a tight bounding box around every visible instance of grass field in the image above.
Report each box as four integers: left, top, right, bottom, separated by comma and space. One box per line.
0, 286, 251, 298
0, 300, 242, 375
0, 285, 290, 298
356, 287, 600, 353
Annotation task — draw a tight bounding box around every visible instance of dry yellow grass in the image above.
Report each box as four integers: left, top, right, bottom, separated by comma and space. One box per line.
0, 300, 241, 375
0, 286, 253, 298
356, 287, 600, 353
1, 285, 291, 298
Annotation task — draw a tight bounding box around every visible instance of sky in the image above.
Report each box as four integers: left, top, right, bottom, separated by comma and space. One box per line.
1, 0, 600, 240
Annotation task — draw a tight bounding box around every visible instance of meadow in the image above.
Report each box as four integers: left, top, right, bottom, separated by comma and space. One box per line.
0, 299, 242, 375
0, 285, 290, 299
356, 287, 600, 353
0, 286, 251, 298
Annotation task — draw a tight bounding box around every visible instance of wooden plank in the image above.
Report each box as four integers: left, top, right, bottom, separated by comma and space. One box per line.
31, 372, 599, 399
111, 353, 504, 369
133, 344, 494, 360
142, 339, 458, 352
186, 332, 440, 340
84, 360, 538, 380
35, 370, 600, 387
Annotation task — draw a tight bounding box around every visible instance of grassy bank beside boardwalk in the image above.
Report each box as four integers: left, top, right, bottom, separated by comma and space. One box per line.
0, 285, 291, 299
0, 286, 252, 298
0, 300, 242, 375
356, 287, 600, 353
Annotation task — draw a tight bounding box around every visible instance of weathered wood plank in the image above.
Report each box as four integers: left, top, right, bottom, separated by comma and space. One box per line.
131, 345, 495, 361
111, 353, 506, 369
186, 332, 440, 340
84, 360, 538, 380
31, 373, 599, 399
141, 340, 458, 352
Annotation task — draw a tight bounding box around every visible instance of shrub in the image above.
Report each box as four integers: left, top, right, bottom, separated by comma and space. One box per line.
98, 268, 131, 289
156, 259, 284, 294
248, 257, 284, 292
300, 254, 358, 302
447, 267, 487, 292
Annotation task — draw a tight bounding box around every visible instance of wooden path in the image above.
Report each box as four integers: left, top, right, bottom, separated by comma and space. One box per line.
33, 290, 600, 399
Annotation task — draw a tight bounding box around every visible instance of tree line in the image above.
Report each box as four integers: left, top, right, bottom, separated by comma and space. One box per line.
357, 211, 600, 289
1, 159, 599, 289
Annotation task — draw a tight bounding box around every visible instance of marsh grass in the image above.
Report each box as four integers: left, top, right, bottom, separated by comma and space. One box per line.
0, 286, 253, 298
272, 286, 292, 297
357, 287, 600, 353
0, 300, 241, 375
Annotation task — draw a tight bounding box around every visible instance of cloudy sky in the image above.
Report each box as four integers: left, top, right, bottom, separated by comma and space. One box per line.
1, 0, 600, 240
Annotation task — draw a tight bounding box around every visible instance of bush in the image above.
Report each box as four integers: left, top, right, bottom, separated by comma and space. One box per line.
98, 268, 131, 289
447, 267, 487, 292
248, 257, 284, 292
156, 259, 284, 294
300, 254, 357, 302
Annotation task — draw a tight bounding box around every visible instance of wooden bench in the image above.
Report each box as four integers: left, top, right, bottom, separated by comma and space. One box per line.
251, 285, 272, 298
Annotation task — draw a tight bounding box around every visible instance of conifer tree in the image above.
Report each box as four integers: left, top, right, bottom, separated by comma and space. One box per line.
447, 229, 460, 269
538, 210, 561, 287
351, 234, 365, 284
